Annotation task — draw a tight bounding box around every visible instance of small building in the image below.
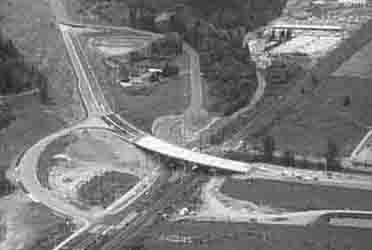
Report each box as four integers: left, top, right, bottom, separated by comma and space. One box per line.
154, 11, 176, 32
242, 32, 259, 49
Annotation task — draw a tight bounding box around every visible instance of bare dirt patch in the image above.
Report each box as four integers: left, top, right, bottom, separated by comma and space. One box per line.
195, 177, 279, 219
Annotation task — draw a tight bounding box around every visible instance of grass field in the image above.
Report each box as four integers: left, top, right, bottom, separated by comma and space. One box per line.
141, 221, 372, 250
333, 39, 372, 79
78, 33, 190, 132
37, 133, 78, 189
232, 74, 371, 157
266, 75, 371, 156
221, 178, 372, 211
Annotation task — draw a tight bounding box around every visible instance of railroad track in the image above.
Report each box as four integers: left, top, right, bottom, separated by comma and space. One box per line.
100, 175, 201, 250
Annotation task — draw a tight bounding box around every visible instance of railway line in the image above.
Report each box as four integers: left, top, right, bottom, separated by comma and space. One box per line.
100, 175, 202, 250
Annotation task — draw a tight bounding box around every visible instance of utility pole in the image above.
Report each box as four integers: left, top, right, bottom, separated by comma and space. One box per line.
199, 133, 202, 152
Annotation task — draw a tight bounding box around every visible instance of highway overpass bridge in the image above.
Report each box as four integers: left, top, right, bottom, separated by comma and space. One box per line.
103, 114, 249, 174
270, 23, 344, 32
62, 22, 250, 175
135, 136, 249, 173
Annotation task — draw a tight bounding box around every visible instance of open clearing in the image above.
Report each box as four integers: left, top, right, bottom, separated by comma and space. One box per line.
38, 128, 153, 210
221, 177, 372, 211
142, 221, 372, 250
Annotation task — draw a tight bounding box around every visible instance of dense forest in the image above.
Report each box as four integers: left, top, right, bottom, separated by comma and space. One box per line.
0, 30, 49, 129
0, 30, 46, 96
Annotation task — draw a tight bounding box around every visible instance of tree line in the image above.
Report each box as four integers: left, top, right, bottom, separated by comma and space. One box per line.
225, 136, 342, 172
0, 29, 48, 102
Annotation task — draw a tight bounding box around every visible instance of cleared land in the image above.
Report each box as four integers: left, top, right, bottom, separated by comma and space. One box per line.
37, 129, 150, 210
221, 178, 372, 211
141, 221, 372, 250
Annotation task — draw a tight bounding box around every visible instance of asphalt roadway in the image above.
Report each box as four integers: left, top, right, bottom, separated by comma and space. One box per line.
15, 2, 372, 250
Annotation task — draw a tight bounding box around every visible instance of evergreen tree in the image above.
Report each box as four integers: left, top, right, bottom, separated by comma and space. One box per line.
263, 135, 275, 163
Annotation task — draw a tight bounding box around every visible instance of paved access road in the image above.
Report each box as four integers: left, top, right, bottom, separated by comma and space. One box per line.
15, 2, 372, 250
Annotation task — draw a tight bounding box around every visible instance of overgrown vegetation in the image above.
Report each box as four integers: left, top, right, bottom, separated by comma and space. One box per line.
77, 171, 139, 208
224, 135, 343, 172
0, 167, 15, 198
0, 102, 15, 130
0, 30, 47, 99
22, 204, 75, 250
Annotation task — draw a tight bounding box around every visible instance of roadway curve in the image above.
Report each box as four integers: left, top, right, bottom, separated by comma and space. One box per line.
16, 2, 250, 231
14, 3, 372, 250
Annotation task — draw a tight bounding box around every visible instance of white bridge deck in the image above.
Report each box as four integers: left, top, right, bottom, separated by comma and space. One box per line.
270, 23, 344, 31
135, 136, 250, 173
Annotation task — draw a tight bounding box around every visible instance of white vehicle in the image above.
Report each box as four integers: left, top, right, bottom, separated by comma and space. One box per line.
303, 176, 313, 181
148, 68, 162, 73
27, 193, 40, 203
52, 154, 72, 162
